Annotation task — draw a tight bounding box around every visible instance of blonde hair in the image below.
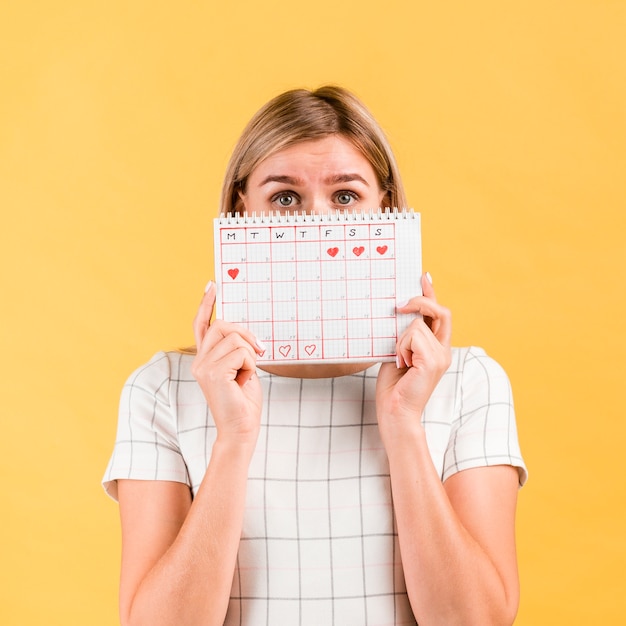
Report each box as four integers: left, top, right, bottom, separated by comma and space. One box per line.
220, 85, 407, 214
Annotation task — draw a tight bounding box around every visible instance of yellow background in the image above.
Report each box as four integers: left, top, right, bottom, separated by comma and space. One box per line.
1, 1, 625, 624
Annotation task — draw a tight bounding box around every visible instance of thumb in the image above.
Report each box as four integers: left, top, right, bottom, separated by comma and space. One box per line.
421, 272, 436, 301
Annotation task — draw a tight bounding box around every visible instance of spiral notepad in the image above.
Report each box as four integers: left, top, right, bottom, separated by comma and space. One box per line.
214, 209, 421, 364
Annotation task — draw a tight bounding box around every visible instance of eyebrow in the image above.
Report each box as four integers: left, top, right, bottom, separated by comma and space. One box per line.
258, 173, 370, 187
324, 173, 370, 186
259, 175, 304, 186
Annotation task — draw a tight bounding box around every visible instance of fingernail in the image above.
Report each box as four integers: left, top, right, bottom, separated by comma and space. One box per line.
425, 272, 433, 285
396, 354, 403, 369
396, 299, 409, 309
254, 337, 267, 353
204, 280, 214, 293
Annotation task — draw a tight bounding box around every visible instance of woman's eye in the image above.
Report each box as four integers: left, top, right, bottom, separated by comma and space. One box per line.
272, 192, 298, 208
335, 191, 358, 206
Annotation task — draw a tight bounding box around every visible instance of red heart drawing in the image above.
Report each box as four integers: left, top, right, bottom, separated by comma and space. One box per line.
376, 245, 388, 255
352, 246, 365, 257
327, 247, 339, 257
304, 344, 316, 356
278, 345, 291, 357
227, 268, 239, 279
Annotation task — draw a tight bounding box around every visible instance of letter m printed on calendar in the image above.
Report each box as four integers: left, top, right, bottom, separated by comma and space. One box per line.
214, 210, 422, 364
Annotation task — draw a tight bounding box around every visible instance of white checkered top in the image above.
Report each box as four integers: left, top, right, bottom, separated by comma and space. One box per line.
104, 346, 526, 625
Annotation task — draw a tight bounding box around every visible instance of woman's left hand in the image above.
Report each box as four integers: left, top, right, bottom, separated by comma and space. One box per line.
376, 273, 452, 440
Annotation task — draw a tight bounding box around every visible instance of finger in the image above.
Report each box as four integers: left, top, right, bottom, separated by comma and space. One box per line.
417, 272, 436, 331
396, 351, 408, 369
213, 344, 259, 387
397, 319, 434, 366
198, 319, 266, 359
397, 296, 448, 324
421, 271, 436, 301
429, 304, 452, 348
193, 281, 217, 347
397, 341, 412, 369
396, 318, 421, 368
199, 327, 258, 366
193, 339, 258, 389
399, 303, 452, 350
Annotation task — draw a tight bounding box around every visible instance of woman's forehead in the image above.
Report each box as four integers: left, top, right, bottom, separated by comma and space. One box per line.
251, 136, 376, 179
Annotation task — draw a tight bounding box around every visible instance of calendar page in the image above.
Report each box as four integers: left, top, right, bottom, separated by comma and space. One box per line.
214, 209, 421, 364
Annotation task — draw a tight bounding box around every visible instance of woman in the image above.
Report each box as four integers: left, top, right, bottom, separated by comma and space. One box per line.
103, 86, 527, 626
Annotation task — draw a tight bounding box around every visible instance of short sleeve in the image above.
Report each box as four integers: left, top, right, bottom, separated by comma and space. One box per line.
442, 348, 528, 486
102, 352, 190, 501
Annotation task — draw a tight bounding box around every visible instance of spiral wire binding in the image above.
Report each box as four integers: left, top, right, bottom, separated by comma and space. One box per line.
219, 208, 418, 225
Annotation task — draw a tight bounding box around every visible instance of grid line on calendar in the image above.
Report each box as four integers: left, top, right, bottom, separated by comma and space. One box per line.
215, 212, 420, 364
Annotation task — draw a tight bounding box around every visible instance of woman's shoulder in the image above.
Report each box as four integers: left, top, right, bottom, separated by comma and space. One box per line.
122, 350, 196, 394
118, 350, 205, 431
449, 346, 510, 379
442, 346, 515, 418
433, 346, 513, 404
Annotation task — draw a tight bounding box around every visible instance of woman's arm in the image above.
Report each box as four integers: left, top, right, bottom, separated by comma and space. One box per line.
383, 436, 520, 625
117, 283, 264, 626
118, 439, 255, 625
376, 274, 520, 626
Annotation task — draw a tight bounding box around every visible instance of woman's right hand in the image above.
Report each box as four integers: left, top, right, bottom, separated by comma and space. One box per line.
191, 281, 265, 446
118, 283, 265, 626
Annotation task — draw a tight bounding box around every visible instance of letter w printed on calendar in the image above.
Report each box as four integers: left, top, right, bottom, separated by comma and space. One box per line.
214, 209, 422, 364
